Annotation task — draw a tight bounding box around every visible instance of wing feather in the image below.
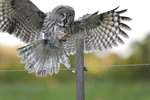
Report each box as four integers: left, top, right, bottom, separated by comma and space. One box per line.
63, 7, 131, 55
120, 16, 132, 21
119, 23, 132, 30
117, 9, 128, 14
0, 0, 46, 43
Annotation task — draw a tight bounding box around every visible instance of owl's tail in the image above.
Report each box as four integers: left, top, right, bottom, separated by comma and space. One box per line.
17, 40, 70, 77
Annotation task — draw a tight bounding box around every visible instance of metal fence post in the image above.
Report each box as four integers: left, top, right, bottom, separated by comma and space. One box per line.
76, 38, 85, 100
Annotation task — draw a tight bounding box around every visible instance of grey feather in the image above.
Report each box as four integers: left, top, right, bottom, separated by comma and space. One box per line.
117, 9, 128, 14
119, 23, 132, 30
120, 16, 132, 21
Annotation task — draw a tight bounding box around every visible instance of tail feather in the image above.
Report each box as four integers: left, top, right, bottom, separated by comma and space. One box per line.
25, 63, 35, 73
19, 45, 41, 64
17, 40, 71, 77
17, 42, 41, 58
60, 53, 71, 68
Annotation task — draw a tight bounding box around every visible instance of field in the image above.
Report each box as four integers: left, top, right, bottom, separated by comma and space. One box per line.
0, 79, 150, 100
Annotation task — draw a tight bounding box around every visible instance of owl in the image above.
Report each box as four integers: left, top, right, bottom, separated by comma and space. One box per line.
0, 0, 131, 76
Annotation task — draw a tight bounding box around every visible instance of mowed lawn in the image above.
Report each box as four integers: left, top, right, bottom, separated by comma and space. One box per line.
0, 80, 150, 100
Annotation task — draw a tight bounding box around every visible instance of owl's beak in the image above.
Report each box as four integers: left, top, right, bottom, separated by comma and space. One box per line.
63, 19, 68, 24
63, 19, 69, 27
64, 19, 67, 23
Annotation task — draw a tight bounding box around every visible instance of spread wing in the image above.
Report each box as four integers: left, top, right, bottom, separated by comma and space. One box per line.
0, 0, 46, 43
63, 7, 132, 55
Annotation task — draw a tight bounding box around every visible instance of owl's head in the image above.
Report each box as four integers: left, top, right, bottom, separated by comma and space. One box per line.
52, 5, 75, 27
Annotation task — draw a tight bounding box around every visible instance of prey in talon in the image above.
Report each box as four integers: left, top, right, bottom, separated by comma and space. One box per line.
60, 34, 71, 41
55, 31, 71, 41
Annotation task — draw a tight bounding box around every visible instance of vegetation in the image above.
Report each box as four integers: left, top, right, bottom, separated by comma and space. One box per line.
0, 34, 150, 100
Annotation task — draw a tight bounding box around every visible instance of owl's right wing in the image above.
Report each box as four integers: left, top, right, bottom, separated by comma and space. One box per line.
0, 0, 46, 43
63, 7, 132, 55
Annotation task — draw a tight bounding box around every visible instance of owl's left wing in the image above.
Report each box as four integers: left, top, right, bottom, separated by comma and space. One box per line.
63, 7, 132, 55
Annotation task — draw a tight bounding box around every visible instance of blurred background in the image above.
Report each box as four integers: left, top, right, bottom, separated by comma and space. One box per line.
0, 0, 150, 100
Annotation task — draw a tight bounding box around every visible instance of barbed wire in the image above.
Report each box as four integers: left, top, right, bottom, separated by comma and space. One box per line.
0, 63, 150, 72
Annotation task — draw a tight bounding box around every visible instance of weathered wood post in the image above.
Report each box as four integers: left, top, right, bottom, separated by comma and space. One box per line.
76, 38, 85, 100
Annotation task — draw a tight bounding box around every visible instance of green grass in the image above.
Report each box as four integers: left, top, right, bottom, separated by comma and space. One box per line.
85, 81, 150, 100
0, 80, 150, 100
0, 81, 76, 100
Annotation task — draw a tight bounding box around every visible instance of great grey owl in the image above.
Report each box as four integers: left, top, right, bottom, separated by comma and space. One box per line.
0, 0, 131, 76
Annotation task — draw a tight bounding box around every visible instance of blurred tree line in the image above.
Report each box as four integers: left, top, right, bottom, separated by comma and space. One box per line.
101, 34, 150, 81
0, 34, 150, 83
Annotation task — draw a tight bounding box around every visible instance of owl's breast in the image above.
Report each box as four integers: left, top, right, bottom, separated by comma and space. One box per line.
41, 13, 71, 42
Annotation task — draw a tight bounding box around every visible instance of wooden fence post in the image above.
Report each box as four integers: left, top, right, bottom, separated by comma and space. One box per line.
76, 38, 85, 100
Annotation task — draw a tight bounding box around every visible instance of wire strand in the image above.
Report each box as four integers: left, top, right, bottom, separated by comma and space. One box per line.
0, 63, 150, 72
87, 63, 150, 68
0, 70, 25, 72
0, 69, 75, 72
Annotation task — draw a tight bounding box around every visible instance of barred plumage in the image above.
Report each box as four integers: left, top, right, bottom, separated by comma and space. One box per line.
64, 7, 132, 55
0, 0, 45, 43
0, 0, 131, 77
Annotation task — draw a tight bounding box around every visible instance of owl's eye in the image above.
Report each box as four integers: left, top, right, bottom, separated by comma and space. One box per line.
68, 14, 72, 17
60, 13, 64, 18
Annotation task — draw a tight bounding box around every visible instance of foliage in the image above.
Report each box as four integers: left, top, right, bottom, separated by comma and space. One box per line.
1, 34, 150, 81
0, 34, 150, 100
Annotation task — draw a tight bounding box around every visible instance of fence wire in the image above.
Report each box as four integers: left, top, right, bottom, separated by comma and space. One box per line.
0, 63, 150, 72
87, 63, 150, 68
0, 69, 75, 72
